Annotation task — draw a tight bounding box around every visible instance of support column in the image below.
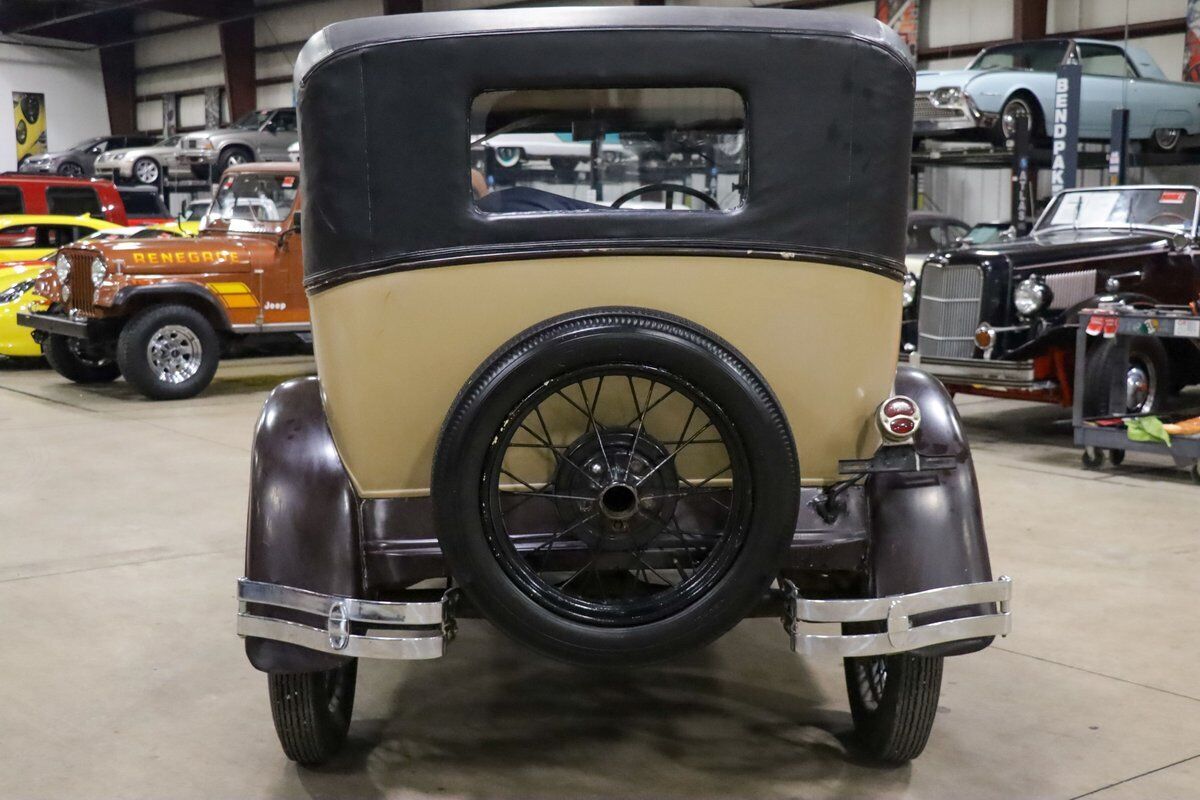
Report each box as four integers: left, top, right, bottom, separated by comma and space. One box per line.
1013, 0, 1047, 41
383, 0, 423, 13
99, 44, 136, 134
219, 17, 256, 121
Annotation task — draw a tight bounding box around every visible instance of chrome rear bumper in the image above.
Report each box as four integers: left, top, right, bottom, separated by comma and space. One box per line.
237, 578, 455, 660
909, 353, 1040, 389
786, 577, 1012, 658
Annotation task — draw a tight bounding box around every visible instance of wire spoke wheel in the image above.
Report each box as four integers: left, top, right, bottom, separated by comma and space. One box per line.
483, 365, 751, 626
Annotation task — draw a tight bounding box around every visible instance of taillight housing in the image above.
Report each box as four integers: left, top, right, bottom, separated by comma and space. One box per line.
877, 395, 921, 444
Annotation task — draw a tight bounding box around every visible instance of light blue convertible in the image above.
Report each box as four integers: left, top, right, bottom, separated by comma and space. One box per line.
915, 38, 1200, 152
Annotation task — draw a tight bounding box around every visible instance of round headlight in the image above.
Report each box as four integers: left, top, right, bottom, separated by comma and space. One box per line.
90, 257, 106, 285
1014, 277, 1051, 316
55, 253, 70, 282
931, 87, 962, 106
902, 272, 918, 308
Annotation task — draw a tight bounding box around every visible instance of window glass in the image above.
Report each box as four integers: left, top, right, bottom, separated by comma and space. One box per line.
119, 190, 169, 217
0, 186, 24, 214
1040, 188, 1196, 232
210, 172, 298, 229
970, 41, 1067, 72
45, 186, 101, 216
906, 222, 939, 254
230, 109, 272, 130
1079, 44, 1133, 78
272, 110, 297, 132
0, 225, 35, 248
470, 87, 746, 214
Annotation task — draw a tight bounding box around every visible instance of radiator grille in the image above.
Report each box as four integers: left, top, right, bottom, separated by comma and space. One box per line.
65, 251, 96, 315
1044, 269, 1097, 310
914, 94, 967, 122
917, 262, 984, 359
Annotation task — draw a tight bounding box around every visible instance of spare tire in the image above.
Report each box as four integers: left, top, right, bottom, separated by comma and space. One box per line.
432, 308, 799, 665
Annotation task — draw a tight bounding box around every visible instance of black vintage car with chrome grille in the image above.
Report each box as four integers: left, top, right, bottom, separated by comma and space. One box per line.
908, 185, 1200, 414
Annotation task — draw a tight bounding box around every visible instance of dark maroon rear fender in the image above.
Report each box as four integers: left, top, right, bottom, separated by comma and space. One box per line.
867, 366, 995, 657
243, 376, 361, 673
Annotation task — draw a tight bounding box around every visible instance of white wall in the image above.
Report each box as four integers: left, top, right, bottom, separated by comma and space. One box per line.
0, 40, 110, 172
921, 0, 1013, 49
920, 166, 1012, 225
1047, 0, 1182, 33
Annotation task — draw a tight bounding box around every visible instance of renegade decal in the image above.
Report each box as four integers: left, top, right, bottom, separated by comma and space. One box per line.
130, 251, 238, 264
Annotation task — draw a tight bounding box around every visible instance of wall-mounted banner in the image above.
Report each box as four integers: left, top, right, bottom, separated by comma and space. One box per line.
1050, 60, 1081, 196
12, 92, 46, 167
1185, 0, 1200, 81
203, 88, 221, 129
875, 0, 919, 60
162, 93, 177, 136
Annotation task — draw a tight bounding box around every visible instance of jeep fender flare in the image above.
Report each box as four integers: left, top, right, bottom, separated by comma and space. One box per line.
112, 283, 234, 332
243, 376, 363, 673
866, 366, 995, 657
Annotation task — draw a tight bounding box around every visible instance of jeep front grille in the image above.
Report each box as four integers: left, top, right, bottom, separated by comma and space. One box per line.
917, 262, 983, 359
65, 251, 96, 315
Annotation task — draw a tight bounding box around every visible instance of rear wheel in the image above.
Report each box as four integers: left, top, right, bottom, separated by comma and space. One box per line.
1149, 128, 1183, 153
845, 649, 944, 764
43, 334, 119, 383
432, 309, 799, 665
268, 660, 357, 766
1083, 336, 1169, 417
117, 304, 220, 400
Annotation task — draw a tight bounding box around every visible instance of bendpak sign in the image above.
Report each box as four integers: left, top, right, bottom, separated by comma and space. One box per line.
1050, 63, 1081, 196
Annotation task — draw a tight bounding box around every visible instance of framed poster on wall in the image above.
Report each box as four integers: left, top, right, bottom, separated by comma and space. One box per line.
12, 92, 47, 167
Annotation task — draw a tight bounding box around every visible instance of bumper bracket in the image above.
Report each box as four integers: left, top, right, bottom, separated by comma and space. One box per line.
785, 576, 1012, 658
237, 578, 456, 660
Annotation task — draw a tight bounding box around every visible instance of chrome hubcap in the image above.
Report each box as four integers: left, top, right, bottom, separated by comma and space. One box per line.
1001, 100, 1031, 139
1125, 362, 1153, 412
147, 325, 202, 384
1156, 129, 1181, 149
135, 160, 158, 183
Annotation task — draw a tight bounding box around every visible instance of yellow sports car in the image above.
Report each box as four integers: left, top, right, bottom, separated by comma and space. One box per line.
0, 225, 188, 359
0, 214, 122, 262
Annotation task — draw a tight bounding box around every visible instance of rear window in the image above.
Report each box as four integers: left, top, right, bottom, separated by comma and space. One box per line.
119, 190, 168, 217
45, 186, 101, 216
470, 87, 746, 214
0, 186, 24, 214
211, 172, 298, 228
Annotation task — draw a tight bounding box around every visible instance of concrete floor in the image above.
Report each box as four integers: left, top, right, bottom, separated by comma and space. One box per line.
1, 355, 1199, 799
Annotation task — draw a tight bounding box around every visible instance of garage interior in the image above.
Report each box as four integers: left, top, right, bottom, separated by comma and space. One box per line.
2, 1, 1200, 799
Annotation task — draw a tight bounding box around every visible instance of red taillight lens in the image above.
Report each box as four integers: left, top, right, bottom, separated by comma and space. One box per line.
882, 397, 916, 419
877, 395, 921, 443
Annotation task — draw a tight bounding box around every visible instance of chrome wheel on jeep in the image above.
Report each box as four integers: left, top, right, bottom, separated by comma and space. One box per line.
117, 304, 221, 400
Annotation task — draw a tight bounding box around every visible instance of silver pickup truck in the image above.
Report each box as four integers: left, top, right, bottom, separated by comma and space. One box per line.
178, 108, 298, 180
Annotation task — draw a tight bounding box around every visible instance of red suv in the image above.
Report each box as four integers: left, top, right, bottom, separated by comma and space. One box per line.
0, 174, 169, 226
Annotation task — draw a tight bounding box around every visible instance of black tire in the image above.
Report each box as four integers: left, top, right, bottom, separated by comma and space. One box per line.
1082, 336, 1169, 417
550, 156, 578, 182
268, 660, 357, 766
992, 93, 1044, 146
43, 334, 119, 383
432, 308, 799, 666
1108, 448, 1126, 466
217, 146, 253, 175
844, 650, 944, 764
116, 304, 220, 400
57, 161, 85, 178
132, 156, 160, 185
1149, 128, 1183, 153
1081, 447, 1104, 470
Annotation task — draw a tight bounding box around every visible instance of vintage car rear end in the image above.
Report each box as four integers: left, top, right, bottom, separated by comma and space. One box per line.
238, 7, 1010, 769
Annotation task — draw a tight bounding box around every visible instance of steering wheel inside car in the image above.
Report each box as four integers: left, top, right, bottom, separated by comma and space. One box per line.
1148, 211, 1189, 226
611, 183, 721, 211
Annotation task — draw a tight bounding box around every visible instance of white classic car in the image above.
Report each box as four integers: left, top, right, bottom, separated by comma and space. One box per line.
915, 38, 1200, 151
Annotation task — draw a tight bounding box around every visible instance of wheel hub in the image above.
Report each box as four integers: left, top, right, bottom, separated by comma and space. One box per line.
554, 428, 678, 552
147, 324, 202, 384
1125, 363, 1151, 412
